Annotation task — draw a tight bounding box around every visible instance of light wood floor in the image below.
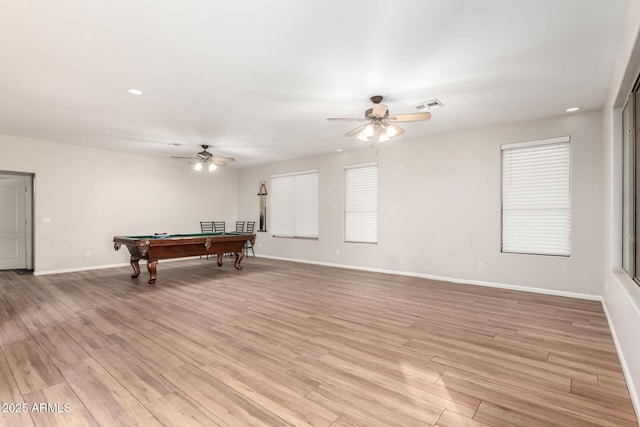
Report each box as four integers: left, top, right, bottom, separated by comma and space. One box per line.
0, 257, 637, 426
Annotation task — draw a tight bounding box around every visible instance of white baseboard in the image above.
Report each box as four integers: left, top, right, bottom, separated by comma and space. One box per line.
255, 254, 602, 301
34, 262, 130, 276
602, 300, 640, 424
35, 254, 601, 301
33, 256, 203, 276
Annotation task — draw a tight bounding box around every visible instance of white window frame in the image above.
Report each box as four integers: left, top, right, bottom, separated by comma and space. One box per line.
621, 80, 640, 285
501, 136, 571, 256
269, 169, 319, 239
344, 162, 378, 244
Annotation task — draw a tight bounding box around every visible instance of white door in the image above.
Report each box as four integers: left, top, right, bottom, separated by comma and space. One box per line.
0, 175, 29, 269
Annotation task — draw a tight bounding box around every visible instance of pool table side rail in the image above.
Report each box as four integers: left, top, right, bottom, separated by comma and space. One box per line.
113, 233, 256, 260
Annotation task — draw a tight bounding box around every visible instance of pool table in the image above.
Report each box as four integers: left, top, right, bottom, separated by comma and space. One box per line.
113, 232, 256, 284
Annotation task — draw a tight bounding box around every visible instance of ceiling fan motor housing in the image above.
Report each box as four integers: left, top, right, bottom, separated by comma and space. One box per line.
365, 106, 389, 119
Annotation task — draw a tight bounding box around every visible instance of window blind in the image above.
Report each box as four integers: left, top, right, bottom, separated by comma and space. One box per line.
502, 137, 571, 256
270, 170, 318, 238
345, 162, 377, 243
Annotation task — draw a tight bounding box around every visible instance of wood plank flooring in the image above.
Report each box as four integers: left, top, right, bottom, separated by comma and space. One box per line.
0, 257, 637, 426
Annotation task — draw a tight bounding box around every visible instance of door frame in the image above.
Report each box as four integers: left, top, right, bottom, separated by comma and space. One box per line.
0, 171, 34, 270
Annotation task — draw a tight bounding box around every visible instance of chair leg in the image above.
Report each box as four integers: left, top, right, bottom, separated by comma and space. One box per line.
244, 243, 254, 257
244, 242, 254, 257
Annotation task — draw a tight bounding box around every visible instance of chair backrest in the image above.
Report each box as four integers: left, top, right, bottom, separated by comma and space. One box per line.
200, 221, 214, 233
213, 221, 226, 232
246, 221, 256, 233
235, 221, 245, 232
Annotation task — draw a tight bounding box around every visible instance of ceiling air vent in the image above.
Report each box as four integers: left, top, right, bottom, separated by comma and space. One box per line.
415, 99, 444, 110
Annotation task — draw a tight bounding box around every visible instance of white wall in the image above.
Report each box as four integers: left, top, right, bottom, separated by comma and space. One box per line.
602, 0, 640, 418
0, 134, 238, 272
238, 110, 603, 297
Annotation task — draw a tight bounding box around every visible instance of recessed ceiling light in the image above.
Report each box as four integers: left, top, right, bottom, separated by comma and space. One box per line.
336, 149, 343, 152
127, 89, 143, 96
565, 107, 580, 112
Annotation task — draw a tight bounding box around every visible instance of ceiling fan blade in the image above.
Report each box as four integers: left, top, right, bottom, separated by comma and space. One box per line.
389, 123, 405, 136
171, 156, 196, 159
327, 118, 368, 122
345, 124, 368, 137
214, 156, 235, 163
387, 112, 432, 122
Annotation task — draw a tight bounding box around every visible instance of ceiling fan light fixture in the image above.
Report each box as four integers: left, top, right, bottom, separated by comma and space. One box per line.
362, 124, 375, 137
379, 133, 390, 143
193, 161, 203, 171
208, 163, 217, 172
357, 133, 369, 142
385, 125, 398, 138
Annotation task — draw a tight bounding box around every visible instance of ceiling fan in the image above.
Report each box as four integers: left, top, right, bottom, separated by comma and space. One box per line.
172, 145, 235, 172
327, 95, 431, 143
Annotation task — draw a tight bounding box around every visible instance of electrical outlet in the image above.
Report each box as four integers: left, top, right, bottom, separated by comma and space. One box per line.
84, 250, 91, 257
478, 261, 485, 270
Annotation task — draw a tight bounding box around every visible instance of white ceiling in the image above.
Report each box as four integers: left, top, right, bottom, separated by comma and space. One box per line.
0, 0, 629, 167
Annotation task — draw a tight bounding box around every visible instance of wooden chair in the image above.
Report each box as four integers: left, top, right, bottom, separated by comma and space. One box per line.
213, 221, 225, 233
244, 221, 255, 257
200, 221, 214, 233
200, 221, 214, 258
227, 222, 245, 257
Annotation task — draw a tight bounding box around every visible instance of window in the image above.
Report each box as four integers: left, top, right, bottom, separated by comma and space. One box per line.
501, 136, 571, 256
270, 170, 318, 238
622, 76, 640, 284
345, 162, 377, 243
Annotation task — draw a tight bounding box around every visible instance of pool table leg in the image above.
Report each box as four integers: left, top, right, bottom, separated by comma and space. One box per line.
147, 260, 158, 284
217, 253, 223, 267
130, 257, 141, 279
234, 251, 244, 270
